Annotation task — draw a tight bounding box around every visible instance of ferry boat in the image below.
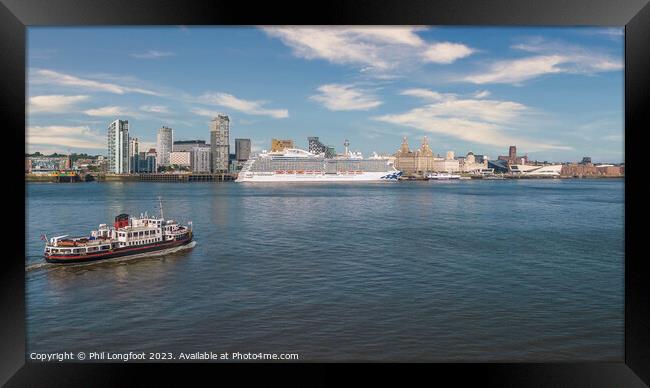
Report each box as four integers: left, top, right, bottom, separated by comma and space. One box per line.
426, 172, 461, 180
236, 146, 402, 182
43, 199, 193, 264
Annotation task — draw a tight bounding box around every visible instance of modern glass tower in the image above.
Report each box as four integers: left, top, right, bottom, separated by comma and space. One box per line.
210, 114, 230, 173
107, 119, 129, 174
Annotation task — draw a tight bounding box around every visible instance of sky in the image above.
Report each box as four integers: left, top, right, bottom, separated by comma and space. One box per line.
27, 26, 624, 163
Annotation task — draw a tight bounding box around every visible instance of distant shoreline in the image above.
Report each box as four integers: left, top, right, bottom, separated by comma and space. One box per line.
25, 174, 624, 183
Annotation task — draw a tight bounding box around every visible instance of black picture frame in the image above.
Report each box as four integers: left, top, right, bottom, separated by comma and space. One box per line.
3, 0, 648, 386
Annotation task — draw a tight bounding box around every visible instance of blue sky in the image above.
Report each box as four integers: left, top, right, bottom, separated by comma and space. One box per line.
27, 26, 624, 162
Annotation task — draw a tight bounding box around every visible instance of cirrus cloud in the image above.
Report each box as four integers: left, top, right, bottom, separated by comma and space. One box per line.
196, 92, 289, 119
28, 94, 89, 113
462, 38, 622, 85
27, 125, 105, 150
131, 50, 175, 59
83, 106, 135, 117
30, 68, 162, 96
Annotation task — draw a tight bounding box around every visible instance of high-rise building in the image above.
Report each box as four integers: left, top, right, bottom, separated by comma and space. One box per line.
128, 137, 139, 173
190, 147, 211, 173
107, 119, 129, 174
271, 139, 294, 152
173, 140, 208, 152
235, 138, 251, 161
210, 114, 230, 172
156, 126, 173, 167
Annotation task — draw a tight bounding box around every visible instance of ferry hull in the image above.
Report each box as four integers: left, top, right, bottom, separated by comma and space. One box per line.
44, 236, 193, 264
236, 171, 402, 182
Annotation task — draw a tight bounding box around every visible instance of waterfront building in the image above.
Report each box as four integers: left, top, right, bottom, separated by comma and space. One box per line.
460, 152, 488, 172
173, 140, 208, 152
446, 150, 455, 160
432, 158, 460, 173
129, 137, 139, 173
271, 139, 294, 152
498, 145, 527, 165
26, 155, 71, 174
580, 156, 593, 165
235, 138, 251, 161
190, 146, 211, 173
307, 136, 336, 158
488, 159, 509, 173
169, 151, 191, 167
107, 119, 130, 174
511, 164, 562, 176
394, 136, 416, 173
394, 136, 458, 174
561, 163, 624, 177
156, 126, 173, 167
210, 114, 230, 173
308, 136, 324, 154
137, 149, 157, 173
473, 154, 488, 164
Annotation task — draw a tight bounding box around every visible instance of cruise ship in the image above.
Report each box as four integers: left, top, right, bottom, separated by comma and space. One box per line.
43, 199, 193, 264
236, 147, 402, 182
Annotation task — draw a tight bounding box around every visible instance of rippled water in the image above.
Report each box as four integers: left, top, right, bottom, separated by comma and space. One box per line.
26, 179, 624, 361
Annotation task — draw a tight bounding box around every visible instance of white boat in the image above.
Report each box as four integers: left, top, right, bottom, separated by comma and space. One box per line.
43, 198, 193, 264
426, 172, 461, 180
236, 147, 402, 183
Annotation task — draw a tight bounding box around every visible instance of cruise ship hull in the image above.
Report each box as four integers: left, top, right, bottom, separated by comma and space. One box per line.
44, 235, 193, 264
236, 171, 402, 182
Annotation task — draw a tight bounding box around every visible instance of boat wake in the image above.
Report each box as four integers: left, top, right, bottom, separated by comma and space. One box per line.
26, 241, 197, 272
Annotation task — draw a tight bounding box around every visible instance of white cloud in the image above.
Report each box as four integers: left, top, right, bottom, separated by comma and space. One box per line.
140, 105, 170, 114
27, 125, 105, 150
198, 92, 288, 118
464, 55, 566, 84
262, 26, 474, 75
374, 89, 572, 151
422, 42, 475, 64
28, 95, 89, 113
131, 50, 175, 59
310, 84, 382, 111
191, 108, 223, 118
463, 38, 622, 84
473, 90, 491, 99
30, 69, 162, 96
400, 88, 456, 102
83, 106, 134, 117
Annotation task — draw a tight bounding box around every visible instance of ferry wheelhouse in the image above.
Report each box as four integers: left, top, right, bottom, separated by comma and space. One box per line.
43, 200, 193, 264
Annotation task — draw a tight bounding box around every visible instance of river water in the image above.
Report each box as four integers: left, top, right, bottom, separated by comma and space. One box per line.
25, 179, 624, 361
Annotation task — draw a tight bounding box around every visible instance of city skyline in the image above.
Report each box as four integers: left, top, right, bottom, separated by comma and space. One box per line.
27, 26, 624, 163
